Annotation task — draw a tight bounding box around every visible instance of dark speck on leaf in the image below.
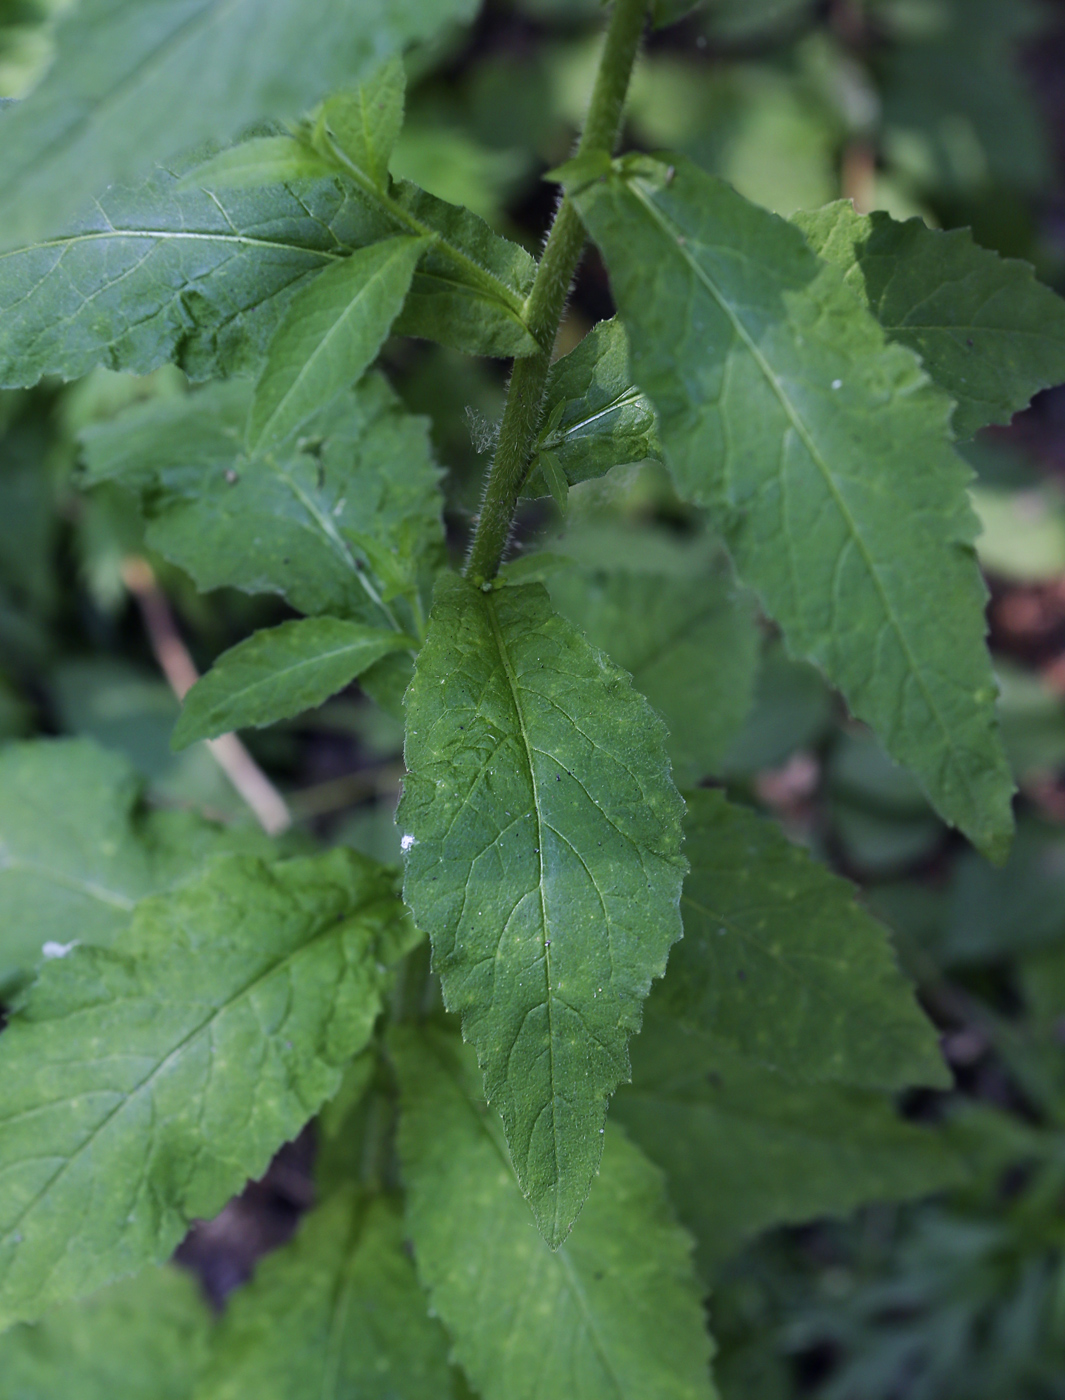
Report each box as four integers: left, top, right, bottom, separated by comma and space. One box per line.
707, 1071, 722, 1089
967, 338, 974, 347
737, 969, 747, 981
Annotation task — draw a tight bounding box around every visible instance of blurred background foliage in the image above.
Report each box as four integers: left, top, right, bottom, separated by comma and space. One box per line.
4, 0, 1065, 1393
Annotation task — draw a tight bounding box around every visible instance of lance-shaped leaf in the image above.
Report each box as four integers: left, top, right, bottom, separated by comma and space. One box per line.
614, 1012, 967, 1275
0, 1265, 211, 1400
0, 848, 414, 1328
523, 318, 661, 498
248, 235, 425, 452
0, 0, 478, 252
393, 1027, 715, 1400
548, 563, 759, 784
174, 618, 411, 749
399, 574, 686, 1246
0, 738, 271, 994
795, 202, 1065, 440
0, 163, 537, 390
570, 154, 1014, 860
661, 789, 946, 1088
81, 373, 444, 633
317, 56, 406, 192
193, 1190, 459, 1400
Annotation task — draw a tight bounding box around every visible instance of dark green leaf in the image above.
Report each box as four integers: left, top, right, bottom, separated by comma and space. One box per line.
173, 618, 410, 749
795, 203, 1065, 440
193, 1190, 459, 1400
0, 0, 478, 251
614, 1013, 967, 1274
248, 235, 425, 452
570, 153, 1014, 860
0, 848, 413, 1327
399, 573, 686, 1245
548, 562, 759, 783
0, 1266, 210, 1399
524, 318, 661, 497
662, 789, 947, 1089
0, 737, 270, 995
81, 373, 444, 634
393, 1026, 716, 1400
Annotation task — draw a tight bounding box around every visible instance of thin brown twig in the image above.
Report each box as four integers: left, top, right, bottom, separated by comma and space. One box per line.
121, 557, 292, 836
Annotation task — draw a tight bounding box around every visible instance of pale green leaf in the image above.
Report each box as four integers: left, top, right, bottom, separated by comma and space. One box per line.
399, 573, 686, 1245
614, 1013, 967, 1274
175, 136, 336, 190
80, 373, 444, 635
524, 318, 661, 497
0, 1266, 211, 1398
319, 56, 406, 192
249, 235, 425, 452
661, 789, 947, 1088
393, 1026, 716, 1400
0, 737, 270, 995
548, 562, 759, 783
173, 618, 410, 749
0, 158, 537, 390
794, 202, 1065, 440
0, 848, 412, 1327
0, 0, 478, 252
193, 1189, 458, 1400
571, 154, 1014, 860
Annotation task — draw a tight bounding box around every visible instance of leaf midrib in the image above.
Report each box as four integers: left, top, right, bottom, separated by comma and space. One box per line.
483, 593, 563, 1243
625, 174, 979, 821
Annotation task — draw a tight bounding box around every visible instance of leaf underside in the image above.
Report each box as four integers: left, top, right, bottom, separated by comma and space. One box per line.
399, 573, 686, 1246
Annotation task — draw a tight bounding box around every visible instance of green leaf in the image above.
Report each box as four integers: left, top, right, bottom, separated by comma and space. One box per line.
318, 56, 406, 192
548, 562, 759, 784
661, 789, 947, 1088
173, 618, 411, 749
794, 203, 1065, 440
248, 235, 425, 452
571, 153, 1014, 860
0, 159, 538, 389
393, 1026, 716, 1400
613, 1013, 967, 1274
399, 573, 686, 1246
175, 135, 336, 190
0, 0, 478, 252
81, 373, 444, 633
193, 1189, 459, 1400
0, 1265, 211, 1398
0, 737, 271, 995
524, 318, 661, 498
0, 847, 412, 1328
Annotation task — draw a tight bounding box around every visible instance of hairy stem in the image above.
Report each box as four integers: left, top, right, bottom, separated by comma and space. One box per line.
464, 0, 647, 583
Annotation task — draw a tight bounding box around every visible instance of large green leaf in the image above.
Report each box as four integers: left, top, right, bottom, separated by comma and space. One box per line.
0, 153, 537, 388
614, 1012, 967, 1274
248, 235, 425, 452
570, 153, 1014, 860
80, 373, 444, 634
661, 790, 946, 1088
174, 618, 410, 749
399, 573, 686, 1245
0, 848, 414, 1328
0, 0, 478, 252
393, 1027, 716, 1400
524, 318, 661, 497
193, 1189, 458, 1400
794, 203, 1065, 440
548, 562, 759, 784
0, 737, 270, 995
0, 1265, 210, 1396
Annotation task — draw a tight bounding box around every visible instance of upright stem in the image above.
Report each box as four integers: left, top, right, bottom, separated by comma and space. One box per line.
464, 0, 647, 583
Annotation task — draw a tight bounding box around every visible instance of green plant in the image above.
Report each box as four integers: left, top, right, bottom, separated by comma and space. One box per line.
1, 0, 1065, 1395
